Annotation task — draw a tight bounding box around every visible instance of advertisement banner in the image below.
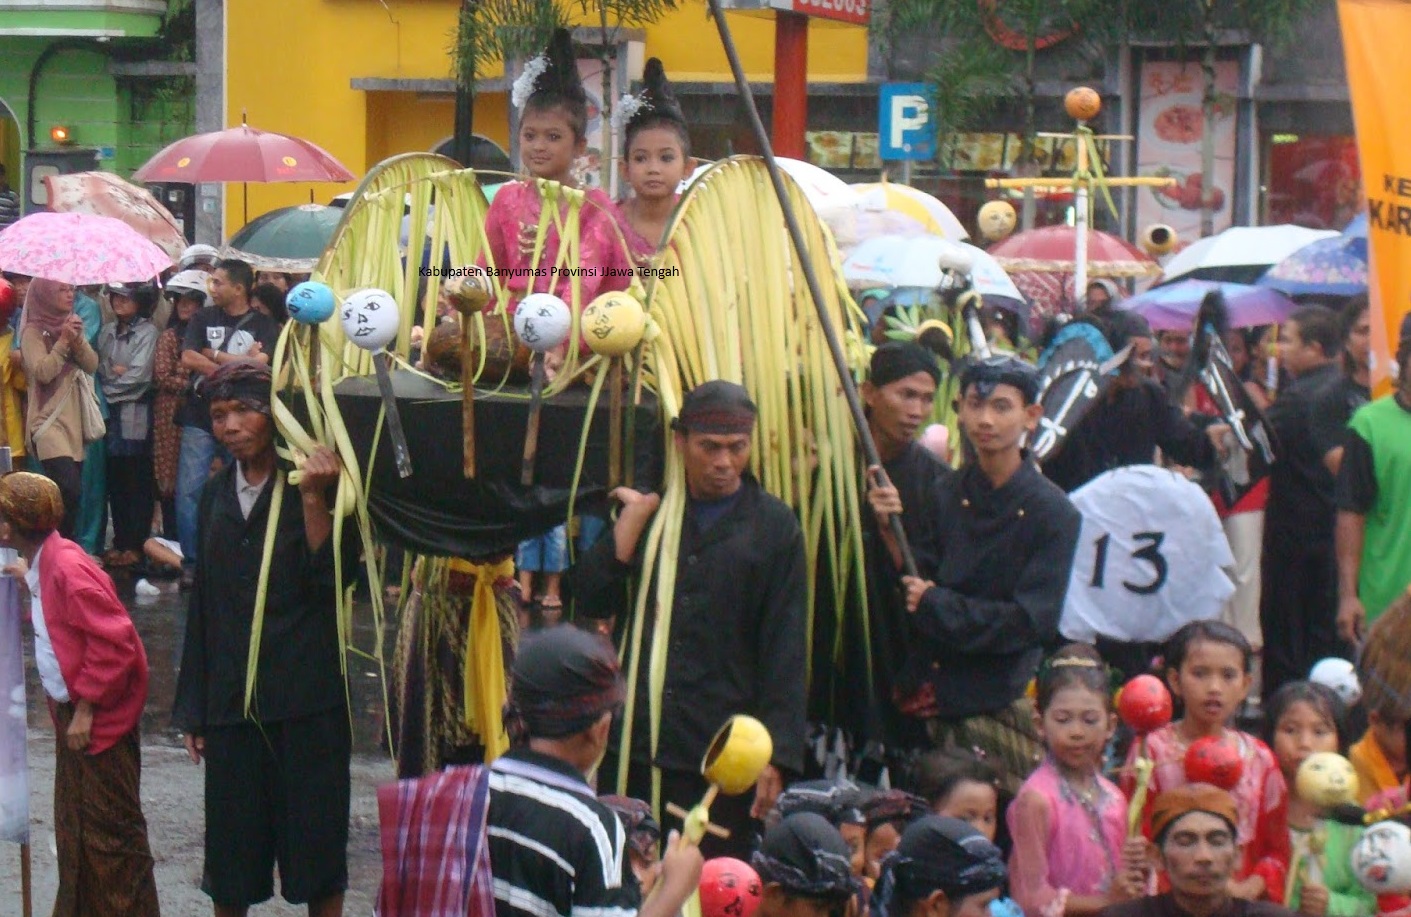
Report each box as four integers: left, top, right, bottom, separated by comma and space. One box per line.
1135, 60, 1238, 244
0, 550, 26, 845
1338, 0, 1411, 391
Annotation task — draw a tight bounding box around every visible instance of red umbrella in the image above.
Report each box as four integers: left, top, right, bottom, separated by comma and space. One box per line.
988, 225, 1159, 279
132, 123, 355, 224
131, 124, 355, 184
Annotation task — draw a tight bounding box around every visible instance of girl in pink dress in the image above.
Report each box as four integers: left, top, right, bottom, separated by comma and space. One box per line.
1119, 621, 1291, 903
481, 28, 634, 315
1009, 644, 1145, 917
613, 59, 696, 266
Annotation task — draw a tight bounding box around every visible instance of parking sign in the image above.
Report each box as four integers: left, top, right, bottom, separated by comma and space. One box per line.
878, 83, 936, 161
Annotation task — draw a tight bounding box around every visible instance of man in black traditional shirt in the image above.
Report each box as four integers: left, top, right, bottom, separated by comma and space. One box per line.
1309, 295, 1371, 478
853, 343, 950, 758
173, 363, 352, 917
1260, 306, 1347, 701
577, 380, 807, 858
900, 357, 1081, 794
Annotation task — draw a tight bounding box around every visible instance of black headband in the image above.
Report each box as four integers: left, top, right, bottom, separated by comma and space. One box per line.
752, 813, 859, 901
508, 627, 624, 740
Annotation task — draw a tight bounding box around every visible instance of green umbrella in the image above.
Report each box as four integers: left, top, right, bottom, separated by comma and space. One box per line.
224, 203, 342, 272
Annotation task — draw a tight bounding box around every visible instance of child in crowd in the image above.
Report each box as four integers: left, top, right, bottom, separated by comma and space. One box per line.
1264, 681, 1374, 917
772, 779, 870, 876
1349, 694, 1406, 806
753, 812, 861, 917
861, 790, 928, 885
1009, 644, 1144, 917
871, 816, 1010, 917
516, 527, 567, 625
615, 58, 695, 264
601, 795, 662, 897
912, 749, 1002, 844
1122, 621, 1290, 902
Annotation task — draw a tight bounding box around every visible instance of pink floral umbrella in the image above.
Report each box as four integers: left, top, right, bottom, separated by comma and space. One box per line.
0, 211, 174, 285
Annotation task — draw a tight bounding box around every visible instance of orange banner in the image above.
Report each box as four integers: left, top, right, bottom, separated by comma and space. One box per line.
1339, 0, 1411, 391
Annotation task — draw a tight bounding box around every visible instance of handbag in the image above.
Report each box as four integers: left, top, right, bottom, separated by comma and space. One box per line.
74, 371, 106, 444
30, 370, 105, 451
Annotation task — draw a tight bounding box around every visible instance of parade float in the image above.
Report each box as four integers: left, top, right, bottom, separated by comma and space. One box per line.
263, 135, 879, 778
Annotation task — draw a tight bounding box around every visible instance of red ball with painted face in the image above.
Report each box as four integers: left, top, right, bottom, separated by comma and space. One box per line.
700, 857, 763, 917
1117, 674, 1173, 736
1185, 735, 1244, 791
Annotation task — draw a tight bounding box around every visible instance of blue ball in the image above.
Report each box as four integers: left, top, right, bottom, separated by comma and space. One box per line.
286, 281, 336, 324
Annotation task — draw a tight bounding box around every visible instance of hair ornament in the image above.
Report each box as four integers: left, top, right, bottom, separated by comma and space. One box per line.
511, 56, 548, 111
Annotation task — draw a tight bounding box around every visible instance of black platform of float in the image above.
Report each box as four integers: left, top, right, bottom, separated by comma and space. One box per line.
331, 370, 663, 558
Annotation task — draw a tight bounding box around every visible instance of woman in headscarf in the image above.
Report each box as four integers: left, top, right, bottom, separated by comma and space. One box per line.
19, 279, 98, 537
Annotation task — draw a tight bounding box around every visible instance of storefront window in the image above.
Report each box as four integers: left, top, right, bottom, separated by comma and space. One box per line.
1265, 134, 1361, 230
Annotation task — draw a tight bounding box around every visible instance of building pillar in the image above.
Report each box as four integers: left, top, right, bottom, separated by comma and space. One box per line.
194, 0, 223, 244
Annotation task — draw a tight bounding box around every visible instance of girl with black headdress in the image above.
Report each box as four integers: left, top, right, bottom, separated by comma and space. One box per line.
613, 58, 697, 263
481, 28, 635, 316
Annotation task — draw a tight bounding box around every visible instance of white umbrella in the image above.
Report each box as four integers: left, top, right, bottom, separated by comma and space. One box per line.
1060, 465, 1235, 644
1160, 224, 1339, 285
841, 235, 1024, 305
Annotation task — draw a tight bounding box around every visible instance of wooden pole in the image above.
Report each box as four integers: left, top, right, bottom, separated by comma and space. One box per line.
21, 842, 32, 917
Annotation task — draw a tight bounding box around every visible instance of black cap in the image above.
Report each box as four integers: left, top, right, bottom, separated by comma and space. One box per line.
752, 812, 859, 901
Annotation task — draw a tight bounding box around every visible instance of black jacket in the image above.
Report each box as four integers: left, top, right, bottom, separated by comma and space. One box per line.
575, 475, 808, 774
901, 458, 1081, 720
851, 442, 951, 748
1265, 362, 1340, 542
173, 464, 350, 731
1043, 378, 1218, 493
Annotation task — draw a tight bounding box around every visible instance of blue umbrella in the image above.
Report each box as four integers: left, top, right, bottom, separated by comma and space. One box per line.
1120, 280, 1297, 332
1258, 217, 1368, 297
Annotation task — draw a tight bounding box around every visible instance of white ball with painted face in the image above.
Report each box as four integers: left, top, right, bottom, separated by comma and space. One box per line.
340, 288, 401, 352
1353, 821, 1411, 895
1310, 657, 1361, 707
513, 293, 573, 353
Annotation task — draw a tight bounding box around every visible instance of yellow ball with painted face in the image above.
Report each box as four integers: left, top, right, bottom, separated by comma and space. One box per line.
978, 200, 1017, 242
1065, 86, 1102, 122
1296, 751, 1359, 808
582, 291, 647, 357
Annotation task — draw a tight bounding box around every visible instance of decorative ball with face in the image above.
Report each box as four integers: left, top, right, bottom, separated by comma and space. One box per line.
340, 288, 401, 352
1296, 752, 1359, 808
977, 200, 1017, 242
582, 291, 647, 357
1065, 86, 1102, 122
699, 857, 763, 917
1117, 674, 1173, 736
513, 293, 573, 353
1184, 736, 1243, 791
1353, 821, 1411, 895
286, 281, 336, 325
1310, 657, 1362, 707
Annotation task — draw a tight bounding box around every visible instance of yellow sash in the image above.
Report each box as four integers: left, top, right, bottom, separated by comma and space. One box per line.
450, 556, 515, 762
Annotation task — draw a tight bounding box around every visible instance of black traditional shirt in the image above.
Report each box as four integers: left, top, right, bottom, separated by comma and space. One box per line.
173, 463, 350, 730
576, 475, 808, 774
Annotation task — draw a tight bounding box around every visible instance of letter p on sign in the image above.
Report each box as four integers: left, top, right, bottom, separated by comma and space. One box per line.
878, 82, 936, 160
890, 95, 928, 149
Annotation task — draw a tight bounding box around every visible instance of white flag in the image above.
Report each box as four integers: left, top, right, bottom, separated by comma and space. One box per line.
0, 547, 28, 844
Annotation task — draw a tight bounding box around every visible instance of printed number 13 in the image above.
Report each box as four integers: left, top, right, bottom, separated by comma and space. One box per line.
1090, 531, 1169, 595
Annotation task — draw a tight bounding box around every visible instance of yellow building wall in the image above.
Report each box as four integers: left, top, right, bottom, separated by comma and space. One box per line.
227, 0, 867, 235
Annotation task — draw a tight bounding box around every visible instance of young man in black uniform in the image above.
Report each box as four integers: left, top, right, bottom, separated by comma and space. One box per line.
899, 357, 1082, 794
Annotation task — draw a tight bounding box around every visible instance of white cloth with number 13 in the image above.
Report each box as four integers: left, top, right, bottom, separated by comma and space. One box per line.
1060, 464, 1235, 644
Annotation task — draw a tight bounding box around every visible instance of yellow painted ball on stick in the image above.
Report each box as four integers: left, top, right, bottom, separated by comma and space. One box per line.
582, 291, 648, 357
